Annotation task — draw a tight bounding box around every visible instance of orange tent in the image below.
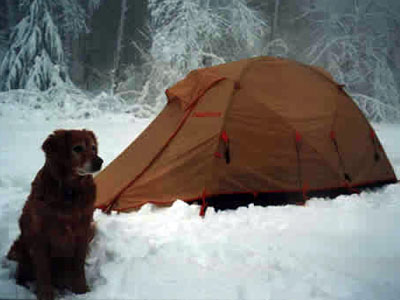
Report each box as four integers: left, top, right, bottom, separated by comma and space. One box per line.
95, 57, 397, 213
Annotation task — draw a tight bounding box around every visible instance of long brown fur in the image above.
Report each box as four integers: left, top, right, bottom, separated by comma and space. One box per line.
7, 129, 103, 300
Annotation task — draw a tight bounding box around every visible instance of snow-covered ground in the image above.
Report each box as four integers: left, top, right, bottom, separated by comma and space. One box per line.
1, 104, 400, 300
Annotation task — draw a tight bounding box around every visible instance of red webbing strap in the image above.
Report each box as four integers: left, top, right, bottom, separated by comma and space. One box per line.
343, 181, 360, 194
104, 202, 114, 214
214, 152, 222, 158
199, 188, 208, 217
330, 130, 336, 141
221, 130, 229, 143
193, 112, 222, 118
302, 182, 309, 201
221, 130, 230, 164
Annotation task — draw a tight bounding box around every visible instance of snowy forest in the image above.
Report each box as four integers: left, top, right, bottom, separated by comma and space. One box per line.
1, 0, 400, 121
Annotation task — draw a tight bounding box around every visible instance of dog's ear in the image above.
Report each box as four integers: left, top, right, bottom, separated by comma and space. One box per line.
42, 133, 56, 154
42, 130, 66, 155
84, 129, 98, 147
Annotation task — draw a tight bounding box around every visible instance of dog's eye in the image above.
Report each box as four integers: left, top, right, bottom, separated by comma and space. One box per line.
92, 145, 97, 152
73, 145, 84, 153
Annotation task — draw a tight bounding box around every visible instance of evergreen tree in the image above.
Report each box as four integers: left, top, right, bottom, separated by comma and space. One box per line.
0, 0, 69, 91
0, 0, 102, 91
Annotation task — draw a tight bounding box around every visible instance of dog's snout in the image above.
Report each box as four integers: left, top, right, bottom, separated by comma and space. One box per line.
92, 156, 103, 171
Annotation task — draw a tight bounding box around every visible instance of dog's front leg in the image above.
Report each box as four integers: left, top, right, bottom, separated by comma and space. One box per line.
32, 243, 53, 300
69, 234, 89, 294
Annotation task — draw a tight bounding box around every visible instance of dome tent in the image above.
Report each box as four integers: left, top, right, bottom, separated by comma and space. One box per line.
95, 57, 397, 214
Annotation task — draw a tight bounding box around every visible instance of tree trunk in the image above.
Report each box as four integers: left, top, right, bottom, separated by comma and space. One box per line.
112, 0, 128, 93
6, 0, 17, 35
270, 0, 280, 40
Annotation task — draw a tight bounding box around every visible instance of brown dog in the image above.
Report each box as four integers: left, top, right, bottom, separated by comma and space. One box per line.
7, 129, 103, 300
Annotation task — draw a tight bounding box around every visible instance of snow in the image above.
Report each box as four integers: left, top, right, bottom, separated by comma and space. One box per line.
1, 106, 400, 300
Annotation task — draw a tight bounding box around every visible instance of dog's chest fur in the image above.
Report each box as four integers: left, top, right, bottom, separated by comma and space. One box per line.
47, 187, 94, 257
26, 170, 96, 257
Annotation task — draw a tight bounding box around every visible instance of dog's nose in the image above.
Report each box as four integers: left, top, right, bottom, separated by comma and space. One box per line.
92, 156, 103, 171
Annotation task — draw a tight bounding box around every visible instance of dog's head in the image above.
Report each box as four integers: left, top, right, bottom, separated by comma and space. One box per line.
42, 129, 103, 178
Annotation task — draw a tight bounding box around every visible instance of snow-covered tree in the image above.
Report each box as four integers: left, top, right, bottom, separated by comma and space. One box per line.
0, 0, 103, 91
0, 28, 7, 64
149, 0, 269, 71
111, 0, 129, 94
52, 0, 102, 64
0, 0, 70, 91
149, 0, 224, 71
214, 0, 269, 60
299, 0, 400, 122
119, 0, 270, 112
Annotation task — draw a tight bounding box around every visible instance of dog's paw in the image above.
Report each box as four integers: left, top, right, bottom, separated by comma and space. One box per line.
37, 285, 54, 300
70, 279, 88, 294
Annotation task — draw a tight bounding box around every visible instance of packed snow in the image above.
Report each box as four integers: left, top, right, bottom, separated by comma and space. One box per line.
1, 104, 400, 300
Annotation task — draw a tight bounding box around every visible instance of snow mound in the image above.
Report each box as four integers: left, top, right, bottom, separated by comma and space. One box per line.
84, 185, 400, 300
